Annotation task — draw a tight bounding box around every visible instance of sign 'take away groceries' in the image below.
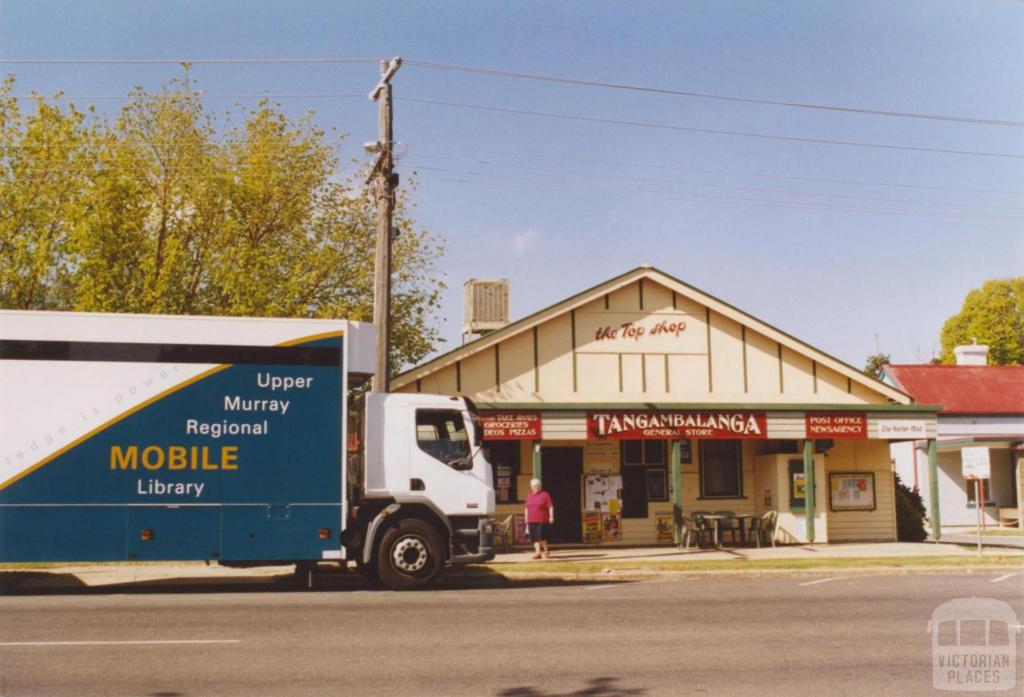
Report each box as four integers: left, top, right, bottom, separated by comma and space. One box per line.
587, 411, 767, 440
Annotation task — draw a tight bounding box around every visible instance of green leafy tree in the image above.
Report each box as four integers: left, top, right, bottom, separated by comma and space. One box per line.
1, 73, 446, 371
863, 352, 891, 379
939, 278, 1024, 365
0, 76, 92, 309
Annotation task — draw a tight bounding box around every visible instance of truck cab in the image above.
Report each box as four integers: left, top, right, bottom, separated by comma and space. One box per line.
347, 392, 496, 587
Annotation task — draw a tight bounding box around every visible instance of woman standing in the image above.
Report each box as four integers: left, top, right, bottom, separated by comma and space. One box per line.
525, 478, 554, 559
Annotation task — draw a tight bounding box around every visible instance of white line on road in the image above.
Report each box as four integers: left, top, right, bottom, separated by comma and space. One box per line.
0, 640, 241, 647
798, 577, 850, 587
991, 572, 1022, 584
584, 583, 620, 591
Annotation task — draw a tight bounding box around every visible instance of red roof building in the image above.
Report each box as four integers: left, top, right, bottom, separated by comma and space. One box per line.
883, 365, 1024, 415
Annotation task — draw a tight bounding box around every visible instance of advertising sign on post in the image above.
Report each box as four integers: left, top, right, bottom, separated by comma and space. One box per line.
961, 447, 991, 480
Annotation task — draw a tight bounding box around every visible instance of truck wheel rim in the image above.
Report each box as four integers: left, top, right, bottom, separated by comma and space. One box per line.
392, 536, 429, 573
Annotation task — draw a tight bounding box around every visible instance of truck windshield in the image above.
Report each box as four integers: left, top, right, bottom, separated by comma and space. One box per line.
415, 409, 471, 466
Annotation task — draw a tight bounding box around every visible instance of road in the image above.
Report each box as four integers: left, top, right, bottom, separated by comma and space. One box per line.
2, 572, 1022, 696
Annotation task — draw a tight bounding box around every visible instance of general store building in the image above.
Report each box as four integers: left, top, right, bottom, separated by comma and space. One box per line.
394, 267, 943, 545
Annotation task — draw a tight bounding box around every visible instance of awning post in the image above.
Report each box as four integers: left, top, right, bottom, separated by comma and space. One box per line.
671, 440, 683, 545
803, 439, 815, 543
928, 438, 941, 541
532, 440, 542, 485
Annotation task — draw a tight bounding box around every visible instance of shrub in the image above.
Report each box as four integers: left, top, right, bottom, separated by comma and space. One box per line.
895, 473, 928, 542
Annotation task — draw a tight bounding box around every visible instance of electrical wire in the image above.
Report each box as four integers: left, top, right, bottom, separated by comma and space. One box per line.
413, 143, 1024, 196
397, 157, 1024, 212
415, 172, 1022, 222
404, 59, 1024, 128
0, 58, 378, 65
399, 96, 1024, 160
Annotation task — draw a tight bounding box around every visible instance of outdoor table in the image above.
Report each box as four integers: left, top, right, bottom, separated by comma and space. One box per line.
699, 514, 754, 548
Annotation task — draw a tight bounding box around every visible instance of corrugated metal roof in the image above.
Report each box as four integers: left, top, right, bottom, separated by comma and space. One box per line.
884, 365, 1024, 414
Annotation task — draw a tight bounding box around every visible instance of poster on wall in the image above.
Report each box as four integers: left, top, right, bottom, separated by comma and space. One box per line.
584, 474, 623, 512
582, 512, 603, 544
495, 464, 512, 503
655, 510, 675, 542
829, 473, 876, 511
585, 440, 619, 473
602, 514, 621, 541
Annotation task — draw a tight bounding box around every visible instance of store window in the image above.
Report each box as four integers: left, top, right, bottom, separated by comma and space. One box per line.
415, 410, 470, 465
621, 440, 667, 518
965, 478, 993, 507
484, 440, 521, 503
700, 440, 743, 498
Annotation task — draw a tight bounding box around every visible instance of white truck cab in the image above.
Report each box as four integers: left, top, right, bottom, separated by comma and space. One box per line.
348, 392, 496, 587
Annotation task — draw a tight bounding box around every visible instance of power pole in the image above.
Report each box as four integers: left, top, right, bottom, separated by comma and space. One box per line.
366, 57, 402, 393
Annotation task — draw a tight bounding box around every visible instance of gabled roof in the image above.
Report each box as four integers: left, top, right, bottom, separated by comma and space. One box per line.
882, 364, 1024, 414
396, 266, 912, 404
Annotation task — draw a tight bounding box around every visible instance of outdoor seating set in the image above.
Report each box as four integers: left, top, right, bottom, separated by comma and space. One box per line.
681, 510, 778, 549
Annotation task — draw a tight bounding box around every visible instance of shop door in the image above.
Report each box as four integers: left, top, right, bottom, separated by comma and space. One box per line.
541, 447, 583, 543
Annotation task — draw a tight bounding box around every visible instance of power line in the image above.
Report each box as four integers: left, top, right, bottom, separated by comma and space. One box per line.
404, 59, 1024, 128
398, 157, 1024, 212
416, 172, 1022, 222
6, 55, 1020, 127
414, 143, 1024, 196
12, 92, 365, 100
0, 57, 377, 65
400, 96, 1024, 160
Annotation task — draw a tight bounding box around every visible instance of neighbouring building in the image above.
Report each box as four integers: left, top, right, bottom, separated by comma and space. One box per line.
395, 267, 943, 545
883, 347, 1024, 531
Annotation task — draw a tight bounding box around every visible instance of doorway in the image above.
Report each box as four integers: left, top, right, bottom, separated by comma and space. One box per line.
541, 447, 583, 543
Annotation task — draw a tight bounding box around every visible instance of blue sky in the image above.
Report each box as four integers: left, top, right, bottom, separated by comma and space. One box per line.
2, 1, 1022, 367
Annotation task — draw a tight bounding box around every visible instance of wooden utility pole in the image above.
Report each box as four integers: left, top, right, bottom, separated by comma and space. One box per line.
367, 57, 401, 392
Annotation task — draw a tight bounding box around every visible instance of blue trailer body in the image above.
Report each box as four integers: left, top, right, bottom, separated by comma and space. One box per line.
0, 316, 357, 564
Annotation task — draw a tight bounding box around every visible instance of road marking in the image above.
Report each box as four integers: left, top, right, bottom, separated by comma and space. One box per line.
584, 583, 619, 591
991, 572, 1022, 584
797, 577, 849, 587
0, 639, 241, 647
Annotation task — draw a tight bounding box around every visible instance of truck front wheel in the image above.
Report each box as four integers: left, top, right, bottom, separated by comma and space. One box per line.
377, 519, 444, 589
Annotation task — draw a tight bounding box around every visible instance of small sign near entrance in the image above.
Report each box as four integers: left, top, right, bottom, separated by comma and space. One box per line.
961, 447, 991, 480
806, 413, 867, 439
481, 412, 542, 440
876, 419, 928, 439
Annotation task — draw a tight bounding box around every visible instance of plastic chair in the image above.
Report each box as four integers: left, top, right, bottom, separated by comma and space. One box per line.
750, 511, 778, 548
713, 510, 741, 546
682, 515, 711, 549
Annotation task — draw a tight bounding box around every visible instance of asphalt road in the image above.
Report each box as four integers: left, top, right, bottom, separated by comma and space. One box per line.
2, 572, 1022, 697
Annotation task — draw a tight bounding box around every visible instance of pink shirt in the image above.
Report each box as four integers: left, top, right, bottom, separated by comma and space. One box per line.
525, 491, 554, 523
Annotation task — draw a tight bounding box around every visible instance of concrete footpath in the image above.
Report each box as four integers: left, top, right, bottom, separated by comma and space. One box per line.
2, 541, 1022, 592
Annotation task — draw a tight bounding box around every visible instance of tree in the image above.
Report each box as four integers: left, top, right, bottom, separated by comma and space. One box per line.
0, 73, 447, 371
863, 352, 891, 379
939, 278, 1024, 365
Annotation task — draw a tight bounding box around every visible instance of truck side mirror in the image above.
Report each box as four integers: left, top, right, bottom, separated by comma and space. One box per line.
450, 456, 474, 471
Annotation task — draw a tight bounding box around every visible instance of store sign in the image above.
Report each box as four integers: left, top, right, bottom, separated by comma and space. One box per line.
805, 413, 867, 439
480, 412, 542, 440
575, 311, 706, 355
877, 419, 927, 439
961, 447, 991, 479
587, 411, 767, 440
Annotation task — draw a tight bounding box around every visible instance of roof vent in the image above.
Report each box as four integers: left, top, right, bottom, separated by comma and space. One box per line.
463, 279, 510, 338
953, 343, 989, 366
